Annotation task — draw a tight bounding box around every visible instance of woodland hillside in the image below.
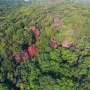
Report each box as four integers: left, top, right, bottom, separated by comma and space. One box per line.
0, 0, 90, 90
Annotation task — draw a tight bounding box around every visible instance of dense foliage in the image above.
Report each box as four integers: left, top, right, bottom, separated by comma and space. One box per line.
0, 0, 90, 90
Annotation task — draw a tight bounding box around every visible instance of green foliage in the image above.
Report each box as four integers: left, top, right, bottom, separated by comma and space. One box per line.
0, 84, 8, 90
0, 1, 90, 90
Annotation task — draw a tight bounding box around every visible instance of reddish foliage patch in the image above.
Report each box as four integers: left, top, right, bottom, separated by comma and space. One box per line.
31, 26, 40, 40
14, 51, 29, 64
49, 38, 58, 49
14, 44, 38, 63
14, 53, 23, 63
62, 40, 73, 48
27, 44, 38, 57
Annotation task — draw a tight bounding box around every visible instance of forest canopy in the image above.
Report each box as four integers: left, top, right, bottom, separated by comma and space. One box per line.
0, 0, 90, 90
